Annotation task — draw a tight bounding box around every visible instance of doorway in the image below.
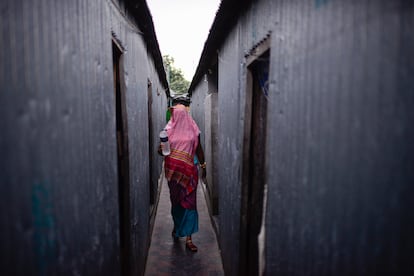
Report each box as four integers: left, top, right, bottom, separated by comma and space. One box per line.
112, 39, 131, 275
147, 79, 155, 206
240, 47, 270, 276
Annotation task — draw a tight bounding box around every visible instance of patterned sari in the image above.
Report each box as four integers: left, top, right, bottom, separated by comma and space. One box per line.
164, 106, 200, 237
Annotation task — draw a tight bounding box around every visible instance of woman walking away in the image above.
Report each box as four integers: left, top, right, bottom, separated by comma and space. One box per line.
158, 98, 206, 252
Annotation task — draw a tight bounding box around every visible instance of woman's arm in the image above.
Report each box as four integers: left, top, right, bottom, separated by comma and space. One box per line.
196, 135, 206, 178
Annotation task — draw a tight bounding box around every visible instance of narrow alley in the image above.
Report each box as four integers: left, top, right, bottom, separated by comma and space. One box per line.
144, 172, 224, 276
1, 0, 414, 275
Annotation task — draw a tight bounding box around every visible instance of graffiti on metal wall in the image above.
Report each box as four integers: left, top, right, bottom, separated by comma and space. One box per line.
31, 182, 56, 274
315, 0, 329, 8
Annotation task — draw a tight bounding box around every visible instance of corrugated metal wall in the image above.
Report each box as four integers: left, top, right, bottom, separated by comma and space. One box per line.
0, 0, 167, 275
266, 1, 414, 275
217, 26, 246, 276
190, 0, 414, 275
191, 73, 220, 216
190, 78, 207, 147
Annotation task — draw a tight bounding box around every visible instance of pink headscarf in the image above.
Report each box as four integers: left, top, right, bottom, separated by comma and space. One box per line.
165, 105, 200, 156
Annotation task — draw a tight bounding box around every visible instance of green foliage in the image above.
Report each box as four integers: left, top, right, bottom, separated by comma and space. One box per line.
163, 55, 190, 95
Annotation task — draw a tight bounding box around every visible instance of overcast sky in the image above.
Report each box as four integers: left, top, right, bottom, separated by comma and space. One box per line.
146, 0, 221, 81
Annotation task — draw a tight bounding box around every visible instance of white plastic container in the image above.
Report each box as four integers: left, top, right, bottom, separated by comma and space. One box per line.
159, 129, 171, 156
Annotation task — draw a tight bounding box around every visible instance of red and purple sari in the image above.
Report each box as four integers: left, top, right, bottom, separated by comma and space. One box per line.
164, 106, 200, 237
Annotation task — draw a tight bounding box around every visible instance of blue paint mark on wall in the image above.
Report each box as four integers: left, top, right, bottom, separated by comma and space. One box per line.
315, 0, 329, 8
31, 182, 56, 275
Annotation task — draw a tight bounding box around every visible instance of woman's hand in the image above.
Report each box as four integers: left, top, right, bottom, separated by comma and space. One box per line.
157, 144, 163, 156
201, 167, 206, 179
199, 162, 207, 179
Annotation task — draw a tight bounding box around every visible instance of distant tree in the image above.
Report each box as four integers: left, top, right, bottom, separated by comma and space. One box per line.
163, 55, 190, 95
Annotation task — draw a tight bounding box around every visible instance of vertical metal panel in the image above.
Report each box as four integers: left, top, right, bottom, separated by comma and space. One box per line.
190, 79, 207, 145
124, 32, 151, 276
0, 0, 168, 275
206, 74, 220, 216
264, 0, 414, 275
217, 27, 246, 276
190, 74, 220, 217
